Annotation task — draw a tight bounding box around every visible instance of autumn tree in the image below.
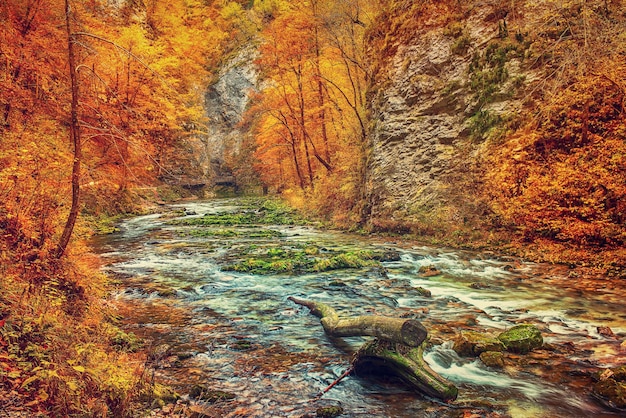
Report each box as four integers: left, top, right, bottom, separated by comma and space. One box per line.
483, 0, 626, 262
246, 0, 373, 224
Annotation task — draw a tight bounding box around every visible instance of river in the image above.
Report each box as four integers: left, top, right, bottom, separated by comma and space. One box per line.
93, 198, 625, 417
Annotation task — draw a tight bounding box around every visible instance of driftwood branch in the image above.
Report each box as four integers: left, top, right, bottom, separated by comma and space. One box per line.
289, 296, 458, 401
288, 296, 427, 347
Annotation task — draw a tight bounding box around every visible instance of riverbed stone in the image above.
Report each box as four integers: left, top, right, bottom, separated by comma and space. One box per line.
498, 324, 543, 354
593, 367, 626, 409
479, 351, 505, 368
453, 331, 505, 357
189, 385, 236, 402
316, 405, 344, 417
418, 265, 441, 277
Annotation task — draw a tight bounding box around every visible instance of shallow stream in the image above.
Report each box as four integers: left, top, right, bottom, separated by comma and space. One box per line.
93, 199, 625, 417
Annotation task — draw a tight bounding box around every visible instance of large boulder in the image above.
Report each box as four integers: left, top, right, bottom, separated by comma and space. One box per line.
498, 324, 543, 354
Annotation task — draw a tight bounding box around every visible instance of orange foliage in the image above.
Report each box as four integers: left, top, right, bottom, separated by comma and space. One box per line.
486, 76, 626, 248
0, 0, 234, 415
244, 0, 370, 223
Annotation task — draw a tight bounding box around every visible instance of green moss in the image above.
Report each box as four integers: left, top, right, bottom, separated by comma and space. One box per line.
223, 246, 380, 275
468, 110, 503, 141
110, 330, 143, 353
316, 406, 344, 417
171, 199, 305, 227
141, 382, 179, 406
498, 324, 543, 354
468, 38, 528, 109
189, 385, 236, 402
451, 34, 472, 55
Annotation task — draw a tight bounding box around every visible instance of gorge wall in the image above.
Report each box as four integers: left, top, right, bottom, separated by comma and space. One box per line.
197, 46, 258, 188
364, 2, 529, 234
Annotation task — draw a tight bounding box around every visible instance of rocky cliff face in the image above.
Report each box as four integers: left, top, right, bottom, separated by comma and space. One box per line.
364, 4, 528, 230
198, 47, 258, 185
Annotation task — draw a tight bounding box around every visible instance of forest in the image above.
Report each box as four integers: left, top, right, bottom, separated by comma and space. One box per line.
1, 0, 625, 416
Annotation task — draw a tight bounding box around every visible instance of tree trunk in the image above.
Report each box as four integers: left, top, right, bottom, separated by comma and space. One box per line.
288, 296, 458, 401
288, 296, 427, 347
55, 0, 81, 259
354, 339, 458, 401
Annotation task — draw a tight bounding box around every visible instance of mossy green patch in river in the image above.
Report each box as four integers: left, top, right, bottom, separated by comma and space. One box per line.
498, 324, 543, 354
223, 245, 381, 275
181, 228, 283, 239
171, 198, 305, 227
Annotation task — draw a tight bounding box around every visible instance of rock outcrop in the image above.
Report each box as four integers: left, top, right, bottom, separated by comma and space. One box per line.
194, 46, 258, 188
364, 4, 528, 230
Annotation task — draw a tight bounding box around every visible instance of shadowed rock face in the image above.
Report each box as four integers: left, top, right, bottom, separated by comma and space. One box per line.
198, 46, 259, 186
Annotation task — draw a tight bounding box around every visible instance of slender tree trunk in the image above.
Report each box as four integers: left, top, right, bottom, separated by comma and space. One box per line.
313, 22, 331, 164
295, 72, 314, 187
55, 0, 81, 259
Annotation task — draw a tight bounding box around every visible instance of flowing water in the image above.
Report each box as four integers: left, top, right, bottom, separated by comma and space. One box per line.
93, 199, 626, 418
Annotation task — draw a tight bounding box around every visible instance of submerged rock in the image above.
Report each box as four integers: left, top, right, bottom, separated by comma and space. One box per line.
453, 331, 505, 357
498, 324, 543, 354
479, 351, 505, 368
315, 405, 344, 417
189, 385, 236, 403
418, 265, 441, 277
414, 286, 432, 297
593, 366, 626, 410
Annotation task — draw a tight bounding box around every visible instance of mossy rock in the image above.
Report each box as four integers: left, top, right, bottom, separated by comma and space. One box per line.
453, 331, 505, 357
610, 365, 626, 381
479, 351, 505, 368
110, 329, 143, 352
316, 405, 344, 417
593, 377, 626, 409
418, 265, 441, 277
498, 324, 543, 354
414, 286, 432, 297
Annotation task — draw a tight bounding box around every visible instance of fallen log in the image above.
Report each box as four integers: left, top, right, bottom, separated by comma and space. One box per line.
288, 296, 427, 347
289, 296, 458, 401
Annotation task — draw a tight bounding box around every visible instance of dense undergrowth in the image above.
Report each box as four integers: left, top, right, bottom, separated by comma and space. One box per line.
0, 186, 189, 417
0, 238, 144, 416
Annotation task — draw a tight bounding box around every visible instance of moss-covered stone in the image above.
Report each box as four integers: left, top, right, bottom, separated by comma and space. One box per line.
414, 286, 432, 297
316, 405, 344, 418
593, 378, 626, 409
479, 351, 505, 368
223, 246, 379, 275
498, 324, 543, 354
453, 331, 505, 357
110, 329, 143, 352
418, 265, 441, 277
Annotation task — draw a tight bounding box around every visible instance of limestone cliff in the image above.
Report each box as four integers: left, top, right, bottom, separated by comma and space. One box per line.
199, 46, 258, 187
364, 2, 531, 233
364, 1, 626, 267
